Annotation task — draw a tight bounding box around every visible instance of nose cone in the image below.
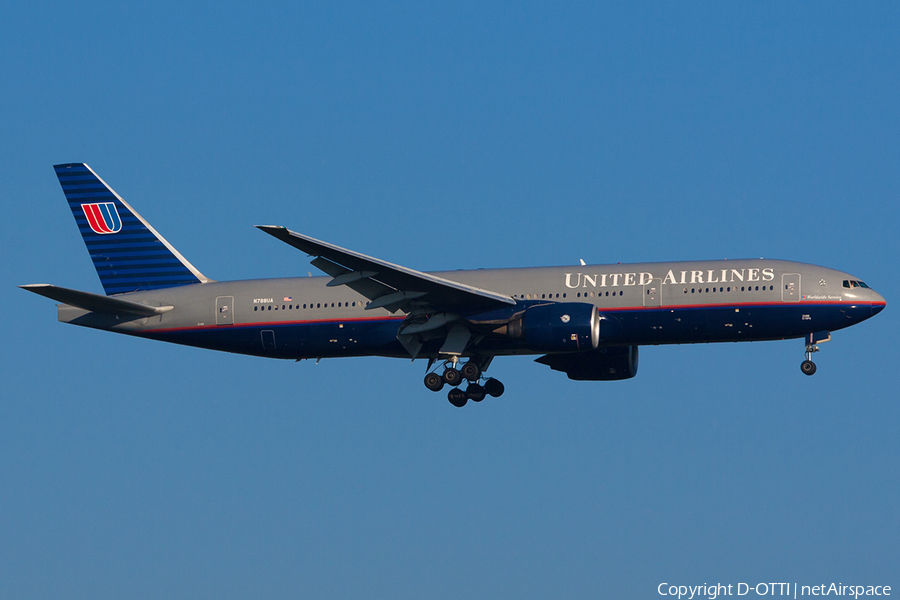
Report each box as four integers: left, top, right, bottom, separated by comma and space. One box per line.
871, 291, 886, 316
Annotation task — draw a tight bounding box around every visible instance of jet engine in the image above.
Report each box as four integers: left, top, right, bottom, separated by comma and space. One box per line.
499, 302, 600, 352
535, 345, 639, 381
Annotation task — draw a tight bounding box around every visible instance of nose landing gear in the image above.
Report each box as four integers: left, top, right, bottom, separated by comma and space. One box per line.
423, 359, 505, 406
800, 331, 831, 376
801, 357, 817, 376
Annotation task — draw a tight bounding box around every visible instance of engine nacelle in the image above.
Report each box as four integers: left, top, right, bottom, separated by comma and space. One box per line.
535, 346, 639, 381
504, 302, 600, 352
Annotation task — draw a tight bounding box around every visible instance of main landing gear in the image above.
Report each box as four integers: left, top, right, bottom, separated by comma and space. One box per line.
424, 359, 505, 407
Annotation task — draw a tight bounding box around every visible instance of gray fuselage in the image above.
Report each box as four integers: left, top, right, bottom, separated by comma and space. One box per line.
56, 258, 886, 361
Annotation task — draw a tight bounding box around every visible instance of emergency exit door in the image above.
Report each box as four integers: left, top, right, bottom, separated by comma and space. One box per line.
643, 279, 662, 307
216, 296, 234, 325
782, 274, 800, 302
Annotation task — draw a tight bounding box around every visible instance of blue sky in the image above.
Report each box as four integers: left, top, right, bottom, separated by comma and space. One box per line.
2, 2, 898, 598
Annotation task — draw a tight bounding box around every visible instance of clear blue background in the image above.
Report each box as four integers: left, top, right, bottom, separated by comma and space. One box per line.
2, 2, 897, 598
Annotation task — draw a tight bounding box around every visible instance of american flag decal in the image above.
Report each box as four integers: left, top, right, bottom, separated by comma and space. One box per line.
284, 296, 292, 302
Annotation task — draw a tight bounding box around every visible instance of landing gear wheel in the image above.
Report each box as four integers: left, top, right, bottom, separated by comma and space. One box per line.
801, 360, 817, 376
466, 384, 486, 402
483, 378, 505, 397
448, 388, 468, 407
424, 372, 444, 392
443, 367, 462, 387
461, 362, 481, 382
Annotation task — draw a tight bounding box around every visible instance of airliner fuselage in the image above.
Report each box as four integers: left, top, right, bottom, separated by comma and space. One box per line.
22, 164, 886, 406
55, 259, 882, 360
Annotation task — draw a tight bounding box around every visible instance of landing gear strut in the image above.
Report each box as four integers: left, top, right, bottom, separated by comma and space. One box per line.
423, 359, 505, 407
800, 331, 830, 376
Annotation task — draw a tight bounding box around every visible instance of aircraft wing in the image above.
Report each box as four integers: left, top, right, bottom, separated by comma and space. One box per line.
257, 226, 516, 315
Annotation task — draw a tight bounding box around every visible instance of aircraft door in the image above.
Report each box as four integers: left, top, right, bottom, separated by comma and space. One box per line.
216, 296, 234, 325
782, 274, 800, 302
643, 279, 662, 307
261, 330, 276, 350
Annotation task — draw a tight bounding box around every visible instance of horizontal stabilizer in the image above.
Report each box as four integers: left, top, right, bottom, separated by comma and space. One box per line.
19, 284, 173, 316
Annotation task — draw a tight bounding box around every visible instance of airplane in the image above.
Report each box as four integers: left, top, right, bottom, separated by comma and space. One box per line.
21, 163, 887, 407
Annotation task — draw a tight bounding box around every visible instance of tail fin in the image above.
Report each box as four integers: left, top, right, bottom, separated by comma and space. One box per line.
54, 163, 210, 295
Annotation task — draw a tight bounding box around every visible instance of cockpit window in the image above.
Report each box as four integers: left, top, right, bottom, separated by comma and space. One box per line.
842, 280, 869, 289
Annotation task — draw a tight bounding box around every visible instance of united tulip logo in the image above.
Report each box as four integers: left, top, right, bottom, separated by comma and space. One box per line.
81, 202, 122, 234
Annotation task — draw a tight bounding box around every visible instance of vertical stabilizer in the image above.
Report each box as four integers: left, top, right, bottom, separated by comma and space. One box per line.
54, 163, 209, 295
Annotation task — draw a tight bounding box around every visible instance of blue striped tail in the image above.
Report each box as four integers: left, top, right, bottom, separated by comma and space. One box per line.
54, 163, 209, 295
